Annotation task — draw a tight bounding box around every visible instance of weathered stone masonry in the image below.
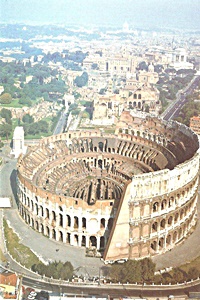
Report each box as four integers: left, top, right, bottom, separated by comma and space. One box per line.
17, 116, 200, 263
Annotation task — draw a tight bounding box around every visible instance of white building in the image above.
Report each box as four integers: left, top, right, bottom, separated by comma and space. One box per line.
0, 86, 4, 95
11, 126, 27, 158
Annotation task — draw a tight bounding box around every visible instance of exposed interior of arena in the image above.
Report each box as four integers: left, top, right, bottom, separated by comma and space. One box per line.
17, 112, 200, 263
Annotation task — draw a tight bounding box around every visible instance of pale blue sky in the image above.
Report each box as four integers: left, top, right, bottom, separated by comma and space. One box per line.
0, 0, 200, 29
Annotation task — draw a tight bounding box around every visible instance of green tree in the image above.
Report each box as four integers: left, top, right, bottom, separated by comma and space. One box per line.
0, 108, 12, 124
22, 114, 34, 124
19, 98, 32, 107
141, 258, 156, 282
173, 268, 185, 283
138, 61, 148, 71
188, 267, 200, 280
0, 93, 12, 104
74, 72, 88, 87
71, 108, 81, 116
91, 63, 98, 70
0, 123, 12, 140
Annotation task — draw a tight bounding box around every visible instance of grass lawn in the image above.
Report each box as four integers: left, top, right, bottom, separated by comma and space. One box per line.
25, 132, 52, 139
0, 248, 7, 262
3, 219, 41, 269
1, 99, 24, 108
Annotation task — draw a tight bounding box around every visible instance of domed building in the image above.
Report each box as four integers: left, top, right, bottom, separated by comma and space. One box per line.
17, 112, 200, 263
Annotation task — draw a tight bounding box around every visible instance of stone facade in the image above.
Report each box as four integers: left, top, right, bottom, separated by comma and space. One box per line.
17, 114, 199, 263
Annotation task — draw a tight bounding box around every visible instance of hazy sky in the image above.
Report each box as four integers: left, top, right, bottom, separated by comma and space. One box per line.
1, 0, 200, 29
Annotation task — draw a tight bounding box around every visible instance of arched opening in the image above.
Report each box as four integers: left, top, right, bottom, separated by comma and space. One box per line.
166, 235, 171, 245
100, 236, 105, 249
35, 203, 39, 215
150, 241, 157, 251
36, 221, 39, 231
152, 222, 158, 232
98, 142, 104, 152
161, 199, 167, 210
74, 234, 78, 246
174, 213, 179, 222
98, 159, 103, 169
52, 211, 56, 221
67, 215, 71, 227
100, 218, 105, 229
153, 202, 159, 212
90, 236, 97, 247
160, 219, 166, 229
81, 236, 86, 247
168, 216, 173, 226
67, 233, 70, 244
46, 208, 49, 219
173, 231, 177, 243
59, 213, 63, 227
74, 216, 79, 229
52, 229, 56, 240
59, 231, 63, 242
82, 217, 86, 229
40, 206, 44, 216
41, 224, 44, 234
159, 237, 164, 248
46, 226, 50, 237
108, 218, 113, 230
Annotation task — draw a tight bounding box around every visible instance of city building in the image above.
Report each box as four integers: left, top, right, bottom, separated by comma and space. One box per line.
10, 126, 27, 158
190, 115, 200, 135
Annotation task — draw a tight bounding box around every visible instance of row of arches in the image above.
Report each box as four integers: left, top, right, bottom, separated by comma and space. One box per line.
152, 180, 198, 214
19, 198, 114, 232
151, 208, 194, 233
19, 206, 107, 250
150, 224, 190, 253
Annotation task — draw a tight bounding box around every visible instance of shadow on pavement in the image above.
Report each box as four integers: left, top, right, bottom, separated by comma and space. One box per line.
10, 169, 19, 208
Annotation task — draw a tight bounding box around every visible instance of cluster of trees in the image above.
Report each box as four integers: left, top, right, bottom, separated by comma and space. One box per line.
154, 266, 200, 285
0, 108, 12, 140
74, 72, 88, 87
0, 93, 12, 104
108, 258, 200, 285
20, 114, 49, 136
109, 258, 155, 284
157, 69, 196, 110
31, 261, 74, 280
42, 50, 88, 65
20, 112, 61, 137
175, 95, 200, 126
0, 60, 66, 106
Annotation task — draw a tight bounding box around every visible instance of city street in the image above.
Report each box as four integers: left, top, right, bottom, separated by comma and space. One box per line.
162, 75, 200, 121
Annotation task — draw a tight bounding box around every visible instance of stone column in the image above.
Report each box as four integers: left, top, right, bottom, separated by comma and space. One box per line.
86, 235, 90, 248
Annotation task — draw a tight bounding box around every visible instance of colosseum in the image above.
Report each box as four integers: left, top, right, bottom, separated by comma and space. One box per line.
17, 112, 200, 263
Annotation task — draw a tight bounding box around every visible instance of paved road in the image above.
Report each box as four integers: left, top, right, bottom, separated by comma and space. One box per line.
21, 276, 200, 298
54, 111, 67, 135
161, 75, 200, 121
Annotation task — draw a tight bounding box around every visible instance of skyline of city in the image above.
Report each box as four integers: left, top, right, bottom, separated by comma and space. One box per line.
1, 0, 200, 30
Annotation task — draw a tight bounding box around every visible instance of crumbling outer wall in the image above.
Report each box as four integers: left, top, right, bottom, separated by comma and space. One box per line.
103, 151, 199, 262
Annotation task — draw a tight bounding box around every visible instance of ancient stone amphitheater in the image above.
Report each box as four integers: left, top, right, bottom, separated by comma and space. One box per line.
17, 112, 200, 263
